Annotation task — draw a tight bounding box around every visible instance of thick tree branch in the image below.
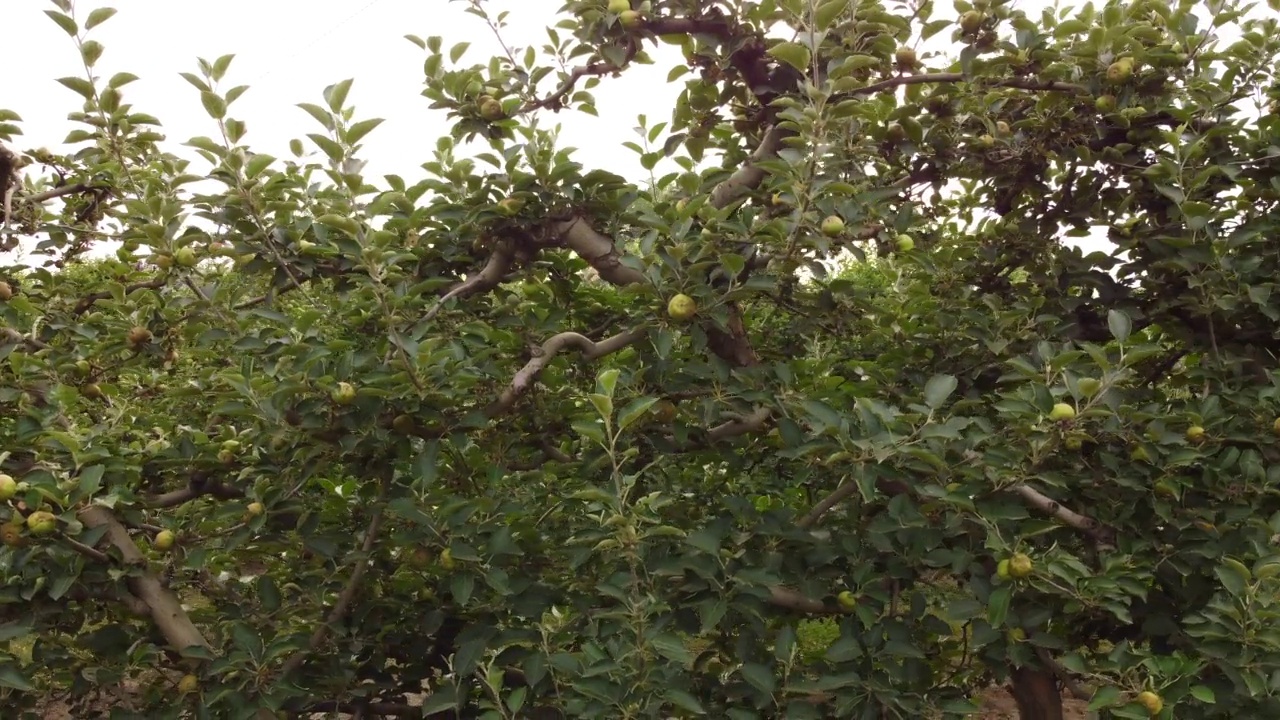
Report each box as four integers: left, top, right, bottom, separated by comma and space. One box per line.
78, 505, 212, 658
422, 240, 518, 323
486, 329, 647, 416
1010, 483, 1115, 546
144, 473, 244, 509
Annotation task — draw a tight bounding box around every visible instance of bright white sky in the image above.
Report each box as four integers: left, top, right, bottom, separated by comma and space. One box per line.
4, 0, 1265, 266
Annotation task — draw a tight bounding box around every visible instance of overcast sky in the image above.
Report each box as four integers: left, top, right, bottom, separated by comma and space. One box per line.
6, 0, 1262, 266
6, 0, 684, 191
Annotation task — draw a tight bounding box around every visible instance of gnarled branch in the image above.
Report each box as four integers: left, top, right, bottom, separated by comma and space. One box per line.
78, 505, 212, 658
1010, 483, 1115, 547
486, 328, 647, 417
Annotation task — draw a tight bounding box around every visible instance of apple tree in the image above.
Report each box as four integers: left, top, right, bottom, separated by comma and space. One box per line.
3, 0, 1280, 718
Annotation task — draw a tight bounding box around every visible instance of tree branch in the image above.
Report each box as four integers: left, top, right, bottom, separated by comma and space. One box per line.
1010, 483, 1115, 547
143, 473, 245, 509
78, 505, 213, 658
421, 240, 518, 323
486, 329, 647, 417
280, 473, 391, 678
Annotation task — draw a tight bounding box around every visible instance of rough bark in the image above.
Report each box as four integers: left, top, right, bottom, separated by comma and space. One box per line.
1009, 666, 1065, 720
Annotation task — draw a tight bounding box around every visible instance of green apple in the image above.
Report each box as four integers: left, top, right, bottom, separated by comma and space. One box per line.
0, 474, 16, 501
836, 590, 857, 610
175, 247, 197, 268
332, 381, 358, 405
820, 215, 845, 237
667, 294, 697, 321
26, 510, 57, 536
895, 234, 915, 252
153, 530, 175, 551
1048, 403, 1076, 421
1008, 552, 1033, 578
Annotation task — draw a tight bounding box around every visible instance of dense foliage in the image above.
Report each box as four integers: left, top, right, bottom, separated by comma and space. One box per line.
3, 0, 1280, 718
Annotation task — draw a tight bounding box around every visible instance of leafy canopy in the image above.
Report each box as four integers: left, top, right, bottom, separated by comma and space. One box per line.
2, 0, 1280, 719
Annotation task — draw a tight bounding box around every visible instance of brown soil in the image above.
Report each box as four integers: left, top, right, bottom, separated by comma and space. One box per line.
977, 685, 1091, 719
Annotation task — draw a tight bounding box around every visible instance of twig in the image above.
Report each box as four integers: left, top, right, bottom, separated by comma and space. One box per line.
279, 473, 391, 677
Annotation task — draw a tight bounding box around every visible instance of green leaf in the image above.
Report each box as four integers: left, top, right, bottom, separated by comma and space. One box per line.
1189, 684, 1215, 703
739, 662, 777, 694
85, 7, 118, 29
78, 464, 105, 497
44, 11, 78, 36
1087, 683, 1122, 710
343, 117, 384, 145
596, 368, 621, 397
617, 396, 659, 432
766, 42, 811, 73
324, 78, 354, 112
200, 92, 226, 119
987, 584, 1012, 627
923, 374, 958, 409
56, 77, 96, 100
666, 689, 707, 714
813, 0, 850, 30
588, 393, 613, 425
0, 665, 34, 692
1107, 309, 1131, 343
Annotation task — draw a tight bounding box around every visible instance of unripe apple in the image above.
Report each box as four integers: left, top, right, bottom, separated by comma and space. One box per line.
894, 46, 917, 69
1095, 94, 1117, 113
996, 559, 1011, 578
1185, 425, 1205, 443
439, 548, 456, 570
177, 674, 199, 694
497, 197, 525, 216
332, 381, 358, 405
175, 247, 197, 268
81, 383, 104, 400
0, 474, 16, 501
0, 281, 11, 301
1007, 552, 1033, 578
1135, 690, 1162, 716
153, 530, 175, 551
392, 414, 416, 434
153, 254, 174, 269
996, 120, 1010, 135
1106, 59, 1134, 84
820, 215, 845, 237
895, 234, 915, 252
246, 501, 265, 517
26, 510, 57, 536
0, 521, 24, 547
217, 449, 236, 465
608, 0, 630, 11
667, 294, 697, 321
1048, 403, 1076, 421
619, 9, 644, 28
886, 122, 906, 143
960, 10, 983, 33
1077, 377, 1101, 396
479, 98, 504, 121
127, 326, 153, 347
836, 590, 857, 610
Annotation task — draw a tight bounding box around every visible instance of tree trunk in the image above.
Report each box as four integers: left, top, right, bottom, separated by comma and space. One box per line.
1009, 666, 1064, 720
